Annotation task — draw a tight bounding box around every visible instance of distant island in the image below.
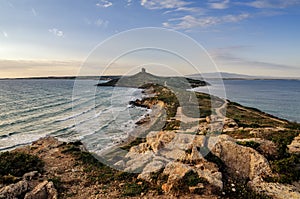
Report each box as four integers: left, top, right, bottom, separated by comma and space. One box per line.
97, 68, 208, 88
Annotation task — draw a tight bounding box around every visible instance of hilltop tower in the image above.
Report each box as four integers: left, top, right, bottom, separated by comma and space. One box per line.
141, 68, 146, 73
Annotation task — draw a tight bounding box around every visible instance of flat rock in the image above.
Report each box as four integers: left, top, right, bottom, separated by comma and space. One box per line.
208, 135, 272, 180
249, 178, 300, 199
24, 181, 58, 199
0, 180, 29, 199
124, 151, 154, 173
138, 160, 165, 182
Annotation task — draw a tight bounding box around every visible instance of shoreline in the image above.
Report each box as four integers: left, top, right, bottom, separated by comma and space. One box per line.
1, 84, 300, 198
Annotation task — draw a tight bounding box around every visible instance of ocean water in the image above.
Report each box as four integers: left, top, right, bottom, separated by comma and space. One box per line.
0, 79, 148, 151
195, 79, 300, 123
0, 79, 299, 151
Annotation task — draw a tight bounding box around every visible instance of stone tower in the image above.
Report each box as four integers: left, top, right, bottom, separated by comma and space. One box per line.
141, 68, 146, 73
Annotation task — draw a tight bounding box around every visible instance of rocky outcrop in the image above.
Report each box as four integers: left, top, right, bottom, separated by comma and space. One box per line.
24, 181, 58, 199
249, 178, 300, 199
236, 138, 278, 157
0, 170, 58, 199
162, 162, 192, 192
208, 135, 273, 180
288, 134, 300, 154
0, 180, 29, 199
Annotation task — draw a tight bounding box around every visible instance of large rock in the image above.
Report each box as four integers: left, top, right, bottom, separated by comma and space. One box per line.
194, 161, 223, 190
208, 135, 272, 180
138, 160, 165, 182
124, 151, 154, 173
0, 180, 29, 199
158, 134, 196, 161
146, 131, 176, 153
249, 178, 300, 199
162, 162, 192, 193
288, 134, 300, 154
24, 181, 58, 199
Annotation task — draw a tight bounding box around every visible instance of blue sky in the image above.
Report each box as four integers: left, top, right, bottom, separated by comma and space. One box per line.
0, 0, 300, 77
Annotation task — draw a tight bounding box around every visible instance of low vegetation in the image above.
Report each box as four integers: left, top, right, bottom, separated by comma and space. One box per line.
0, 151, 44, 184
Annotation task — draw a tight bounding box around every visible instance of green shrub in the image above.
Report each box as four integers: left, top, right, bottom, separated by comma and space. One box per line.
0, 151, 44, 178
122, 182, 149, 197
236, 141, 260, 150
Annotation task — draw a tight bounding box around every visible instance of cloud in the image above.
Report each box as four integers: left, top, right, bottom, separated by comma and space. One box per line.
208, 0, 230, 9
141, 0, 191, 10
96, 0, 113, 8
2, 31, 8, 38
127, 0, 132, 6
48, 28, 64, 37
163, 13, 250, 29
210, 47, 300, 76
163, 6, 205, 14
95, 18, 109, 27
239, 0, 300, 9
31, 8, 37, 16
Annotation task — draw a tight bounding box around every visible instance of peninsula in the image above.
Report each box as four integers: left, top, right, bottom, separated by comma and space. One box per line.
0, 70, 299, 199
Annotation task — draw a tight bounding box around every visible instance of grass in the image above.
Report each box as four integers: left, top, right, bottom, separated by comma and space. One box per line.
61, 142, 158, 196
0, 151, 44, 184
122, 181, 149, 197
236, 141, 260, 150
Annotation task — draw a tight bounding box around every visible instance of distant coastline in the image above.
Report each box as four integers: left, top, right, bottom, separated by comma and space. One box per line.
1, 71, 299, 81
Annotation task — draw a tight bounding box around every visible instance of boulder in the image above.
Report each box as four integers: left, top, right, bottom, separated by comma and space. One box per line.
124, 151, 154, 173
138, 160, 165, 182
162, 162, 192, 192
129, 142, 150, 154
194, 161, 223, 190
288, 134, 300, 154
208, 135, 272, 180
24, 181, 58, 199
249, 178, 300, 199
23, 171, 39, 181
0, 180, 29, 199
146, 131, 176, 153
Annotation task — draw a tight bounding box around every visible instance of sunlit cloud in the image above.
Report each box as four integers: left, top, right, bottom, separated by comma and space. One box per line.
163, 13, 250, 29
140, 0, 191, 10
96, 0, 113, 8
48, 28, 64, 37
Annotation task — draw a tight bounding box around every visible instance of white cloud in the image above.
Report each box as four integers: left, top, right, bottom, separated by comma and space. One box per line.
163, 6, 205, 14
48, 28, 64, 37
31, 8, 37, 16
239, 0, 300, 9
208, 0, 230, 9
96, 0, 113, 8
95, 18, 109, 27
2, 31, 8, 38
127, 0, 132, 6
164, 13, 250, 29
141, 0, 191, 10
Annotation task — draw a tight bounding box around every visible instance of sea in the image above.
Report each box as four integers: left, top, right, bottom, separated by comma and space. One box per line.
0, 79, 299, 151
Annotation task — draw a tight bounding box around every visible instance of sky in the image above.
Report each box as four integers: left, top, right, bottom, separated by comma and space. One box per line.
0, 0, 300, 78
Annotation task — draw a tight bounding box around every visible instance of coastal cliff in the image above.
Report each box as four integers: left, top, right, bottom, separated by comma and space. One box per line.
1, 83, 300, 199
